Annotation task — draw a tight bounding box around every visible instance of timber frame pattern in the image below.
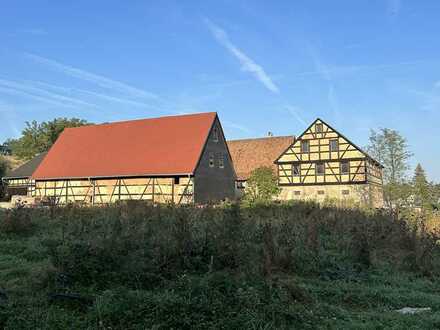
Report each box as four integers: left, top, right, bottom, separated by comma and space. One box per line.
275, 118, 384, 206
34, 176, 194, 205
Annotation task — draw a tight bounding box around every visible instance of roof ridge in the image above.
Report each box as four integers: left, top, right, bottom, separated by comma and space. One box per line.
65, 112, 217, 130
227, 135, 294, 143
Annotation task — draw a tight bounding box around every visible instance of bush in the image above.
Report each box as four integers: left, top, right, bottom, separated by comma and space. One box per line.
0, 205, 33, 236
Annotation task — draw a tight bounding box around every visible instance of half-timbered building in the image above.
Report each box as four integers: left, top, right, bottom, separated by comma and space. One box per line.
2, 152, 47, 197
275, 118, 384, 207
31, 112, 236, 205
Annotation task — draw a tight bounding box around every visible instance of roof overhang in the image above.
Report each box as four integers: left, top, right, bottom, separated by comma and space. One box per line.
33, 172, 194, 181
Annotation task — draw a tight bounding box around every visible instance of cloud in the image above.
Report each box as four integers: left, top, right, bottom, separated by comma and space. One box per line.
19, 28, 48, 36
0, 85, 74, 108
24, 53, 159, 100
204, 18, 279, 94
308, 45, 341, 120
222, 120, 253, 134
284, 105, 306, 125
77, 89, 156, 108
0, 79, 98, 109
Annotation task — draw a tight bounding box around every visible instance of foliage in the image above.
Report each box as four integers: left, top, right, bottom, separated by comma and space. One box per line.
0, 156, 9, 199
367, 128, 412, 184
244, 166, 280, 204
5, 118, 90, 159
367, 128, 413, 211
0, 204, 34, 235
0, 202, 440, 328
412, 164, 433, 210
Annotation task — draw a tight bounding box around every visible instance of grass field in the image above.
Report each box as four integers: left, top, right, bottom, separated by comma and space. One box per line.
0, 202, 439, 329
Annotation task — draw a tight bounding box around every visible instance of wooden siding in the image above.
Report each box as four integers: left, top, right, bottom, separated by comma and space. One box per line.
194, 117, 236, 203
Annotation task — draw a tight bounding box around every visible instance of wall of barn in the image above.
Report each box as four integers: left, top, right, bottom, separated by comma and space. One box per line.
34, 176, 194, 205
194, 118, 236, 203
4, 178, 34, 196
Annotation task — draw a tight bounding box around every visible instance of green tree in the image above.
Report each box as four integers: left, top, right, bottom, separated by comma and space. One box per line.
7, 118, 90, 159
412, 164, 434, 210
244, 166, 280, 205
367, 128, 412, 210
0, 156, 9, 198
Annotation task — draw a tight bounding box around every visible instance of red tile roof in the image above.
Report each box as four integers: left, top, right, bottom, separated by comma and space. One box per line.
33, 112, 217, 180
227, 136, 295, 181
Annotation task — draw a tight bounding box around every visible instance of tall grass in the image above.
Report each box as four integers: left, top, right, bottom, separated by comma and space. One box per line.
0, 201, 439, 328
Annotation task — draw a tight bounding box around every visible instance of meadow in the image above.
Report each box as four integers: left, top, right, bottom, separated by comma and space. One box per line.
0, 201, 439, 329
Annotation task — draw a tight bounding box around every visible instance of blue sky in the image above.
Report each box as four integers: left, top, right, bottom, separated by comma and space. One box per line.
1, 1, 439, 181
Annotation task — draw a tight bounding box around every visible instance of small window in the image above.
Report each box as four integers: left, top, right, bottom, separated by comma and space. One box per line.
218, 153, 225, 168
237, 181, 245, 189
292, 164, 300, 176
213, 127, 219, 142
340, 161, 350, 174
294, 191, 301, 196
316, 162, 325, 175
329, 139, 339, 152
209, 152, 215, 167
315, 123, 323, 133
174, 177, 180, 185
301, 140, 309, 153
342, 190, 350, 196
317, 190, 325, 195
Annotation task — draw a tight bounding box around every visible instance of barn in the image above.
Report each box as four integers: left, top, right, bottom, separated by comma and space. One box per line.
2, 152, 47, 197
31, 112, 236, 205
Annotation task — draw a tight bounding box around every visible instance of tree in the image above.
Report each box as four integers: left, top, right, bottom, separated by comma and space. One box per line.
367, 128, 412, 210
412, 164, 434, 210
244, 166, 280, 205
0, 156, 9, 199
7, 118, 90, 159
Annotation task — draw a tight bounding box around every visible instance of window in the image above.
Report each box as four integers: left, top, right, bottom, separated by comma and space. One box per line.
329, 139, 339, 152
340, 161, 350, 174
174, 177, 180, 185
209, 152, 215, 167
316, 162, 325, 175
301, 140, 309, 153
237, 181, 245, 189
294, 191, 301, 196
218, 153, 225, 168
315, 123, 323, 133
292, 164, 300, 176
213, 127, 219, 142
317, 190, 325, 195
342, 190, 350, 196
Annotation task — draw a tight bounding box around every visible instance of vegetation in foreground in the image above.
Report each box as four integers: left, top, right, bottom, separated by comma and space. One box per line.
0, 202, 439, 329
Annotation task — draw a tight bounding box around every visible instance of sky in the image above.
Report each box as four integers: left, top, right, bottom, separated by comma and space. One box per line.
0, 1, 439, 181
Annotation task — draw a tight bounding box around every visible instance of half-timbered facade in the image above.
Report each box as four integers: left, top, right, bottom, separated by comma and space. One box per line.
31, 112, 236, 205
2, 152, 47, 197
275, 119, 384, 207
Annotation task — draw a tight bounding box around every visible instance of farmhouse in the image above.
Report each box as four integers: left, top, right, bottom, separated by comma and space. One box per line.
31, 112, 236, 205
227, 136, 294, 193
2, 152, 47, 197
275, 118, 384, 207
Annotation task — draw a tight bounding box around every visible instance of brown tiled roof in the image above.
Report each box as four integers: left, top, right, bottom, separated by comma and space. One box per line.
227, 136, 294, 181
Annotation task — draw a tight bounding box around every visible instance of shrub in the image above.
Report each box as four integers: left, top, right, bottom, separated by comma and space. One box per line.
0, 204, 33, 236
244, 166, 280, 205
